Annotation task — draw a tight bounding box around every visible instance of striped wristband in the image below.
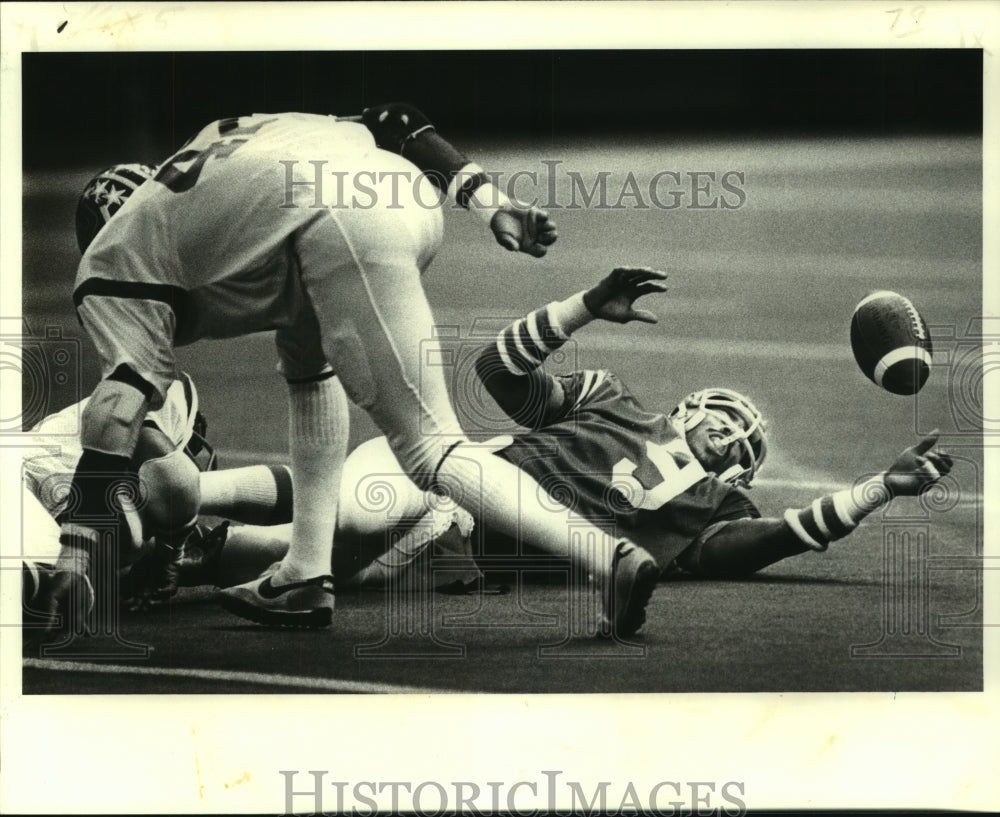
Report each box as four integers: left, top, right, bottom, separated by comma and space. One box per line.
783, 474, 891, 551
494, 295, 593, 375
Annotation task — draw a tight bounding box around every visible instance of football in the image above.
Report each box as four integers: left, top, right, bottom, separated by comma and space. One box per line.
850, 290, 932, 395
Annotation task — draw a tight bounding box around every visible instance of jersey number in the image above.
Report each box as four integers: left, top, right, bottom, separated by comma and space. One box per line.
154, 118, 274, 193
612, 438, 706, 511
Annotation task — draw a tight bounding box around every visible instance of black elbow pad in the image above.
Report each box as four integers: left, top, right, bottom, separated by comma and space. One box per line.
361, 102, 435, 153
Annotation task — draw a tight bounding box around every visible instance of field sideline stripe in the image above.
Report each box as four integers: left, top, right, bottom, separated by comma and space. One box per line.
425, 320, 851, 362
215, 449, 984, 508
22, 658, 453, 695
582, 334, 848, 361
755, 477, 982, 508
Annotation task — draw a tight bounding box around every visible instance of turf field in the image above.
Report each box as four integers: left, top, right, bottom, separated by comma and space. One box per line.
18, 134, 985, 694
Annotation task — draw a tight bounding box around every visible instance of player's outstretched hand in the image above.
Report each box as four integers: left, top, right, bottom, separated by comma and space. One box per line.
582, 267, 668, 324
22, 565, 95, 654
884, 430, 954, 497
491, 205, 558, 258
120, 539, 183, 611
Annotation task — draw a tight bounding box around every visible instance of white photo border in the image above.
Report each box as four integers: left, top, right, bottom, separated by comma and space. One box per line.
1, 2, 997, 813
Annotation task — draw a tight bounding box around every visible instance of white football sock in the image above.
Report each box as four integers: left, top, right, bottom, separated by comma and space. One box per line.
199, 465, 294, 525
274, 377, 349, 583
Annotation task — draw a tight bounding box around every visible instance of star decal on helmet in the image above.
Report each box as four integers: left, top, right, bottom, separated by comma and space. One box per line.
104, 186, 127, 207
89, 179, 109, 202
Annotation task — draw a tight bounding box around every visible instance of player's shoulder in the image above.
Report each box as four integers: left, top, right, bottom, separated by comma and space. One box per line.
177, 112, 330, 149
553, 368, 638, 412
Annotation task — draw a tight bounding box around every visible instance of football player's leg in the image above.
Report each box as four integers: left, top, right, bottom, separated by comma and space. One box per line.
46, 295, 176, 637
214, 524, 293, 587
20, 486, 94, 647
335, 437, 479, 589
295, 203, 621, 588
217, 323, 344, 624
271, 303, 351, 586
135, 426, 201, 542
72, 295, 177, 524
20, 485, 63, 617
280, 375, 349, 583
199, 465, 294, 525
21, 482, 64, 565
117, 426, 202, 605
337, 437, 433, 535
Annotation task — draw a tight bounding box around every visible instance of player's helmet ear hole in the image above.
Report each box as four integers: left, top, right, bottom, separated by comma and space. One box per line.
670, 388, 768, 486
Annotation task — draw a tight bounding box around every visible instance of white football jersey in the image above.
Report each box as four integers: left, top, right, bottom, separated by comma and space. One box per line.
78, 114, 379, 344
75, 112, 442, 383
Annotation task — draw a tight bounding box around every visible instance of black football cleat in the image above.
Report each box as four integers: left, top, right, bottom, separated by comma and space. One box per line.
601, 540, 659, 639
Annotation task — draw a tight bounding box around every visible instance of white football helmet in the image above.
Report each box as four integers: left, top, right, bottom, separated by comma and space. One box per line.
75, 162, 155, 253
176, 371, 218, 472
670, 387, 768, 487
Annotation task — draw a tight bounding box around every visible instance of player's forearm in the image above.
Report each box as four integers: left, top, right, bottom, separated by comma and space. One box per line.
683, 517, 810, 578
686, 475, 893, 577
361, 102, 509, 224
474, 292, 597, 427
482, 291, 596, 377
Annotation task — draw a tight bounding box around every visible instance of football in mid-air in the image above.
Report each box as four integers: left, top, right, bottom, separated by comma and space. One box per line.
850, 290, 932, 395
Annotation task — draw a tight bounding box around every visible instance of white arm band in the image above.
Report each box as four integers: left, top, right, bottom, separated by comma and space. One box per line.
446, 162, 512, 226
548, 291, 594, 337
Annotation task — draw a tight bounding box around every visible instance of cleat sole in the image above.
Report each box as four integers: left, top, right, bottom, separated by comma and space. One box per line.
218, 593, 333, 629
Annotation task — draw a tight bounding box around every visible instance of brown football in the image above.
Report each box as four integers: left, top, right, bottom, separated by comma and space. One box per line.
850, 290, 932, 395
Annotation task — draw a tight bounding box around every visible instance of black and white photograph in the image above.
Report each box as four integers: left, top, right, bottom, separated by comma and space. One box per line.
1, 2, 997, 814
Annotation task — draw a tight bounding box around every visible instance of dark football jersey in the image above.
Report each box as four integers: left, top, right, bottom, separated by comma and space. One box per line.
495, 369, 760, 567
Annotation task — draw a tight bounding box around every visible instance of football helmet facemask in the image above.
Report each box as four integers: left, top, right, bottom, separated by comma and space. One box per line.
670, 388, 767, 487
177, 372, 218, 472
75, 163, 156, 253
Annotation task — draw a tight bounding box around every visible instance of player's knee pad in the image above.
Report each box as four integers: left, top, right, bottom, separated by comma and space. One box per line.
137, 449, 201, 542
80, 374, 154, 457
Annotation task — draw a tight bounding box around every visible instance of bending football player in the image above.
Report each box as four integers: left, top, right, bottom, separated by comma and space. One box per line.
40, 103, 658, 645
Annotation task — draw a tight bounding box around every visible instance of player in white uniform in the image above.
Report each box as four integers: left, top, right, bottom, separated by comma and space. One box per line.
21, 376, 204, 611
45, 104, 659, 642
19, 367, 302, 640
23, 374, 207, 556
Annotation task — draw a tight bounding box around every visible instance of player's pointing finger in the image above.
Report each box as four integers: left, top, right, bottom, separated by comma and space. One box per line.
912, 431, 939, 456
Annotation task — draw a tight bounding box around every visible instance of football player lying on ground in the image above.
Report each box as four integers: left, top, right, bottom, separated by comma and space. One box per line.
20, 377, 478, 637
128, 266, 955, 598
467, 266, 954, 574
19, 372, 300, 637
40, 101, 660, 643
